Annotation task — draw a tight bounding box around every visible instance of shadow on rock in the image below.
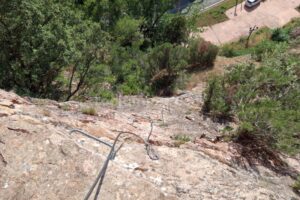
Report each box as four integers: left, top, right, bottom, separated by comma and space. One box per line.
231, 132, 298, 179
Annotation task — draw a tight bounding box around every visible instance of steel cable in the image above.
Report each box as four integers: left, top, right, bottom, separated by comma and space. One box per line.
71, 120, 159, 200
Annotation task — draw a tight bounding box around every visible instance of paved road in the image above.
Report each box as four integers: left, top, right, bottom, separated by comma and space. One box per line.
197, 0, 300, 45
172, 0, 224, 12
201, 0, 225, 10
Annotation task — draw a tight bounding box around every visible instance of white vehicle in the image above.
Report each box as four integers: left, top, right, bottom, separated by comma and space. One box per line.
245, 0, 261, 8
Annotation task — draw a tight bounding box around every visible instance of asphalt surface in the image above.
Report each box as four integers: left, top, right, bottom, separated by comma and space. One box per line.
172, 0, 224, 12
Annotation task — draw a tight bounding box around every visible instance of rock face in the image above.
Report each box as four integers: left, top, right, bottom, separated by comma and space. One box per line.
0, 89, 299, 200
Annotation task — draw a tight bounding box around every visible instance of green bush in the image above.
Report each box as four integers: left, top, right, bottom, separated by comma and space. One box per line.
173, 134, 191, 147
155, 15, 188, 44
144, 43, 188, 96
271, 28, 290, 42
203, 42, 300, 154
116, 59, 145, 95
188, 38, 219, 70
220, 45, 237, 57
0, 0, 72, 97
202, 77, 231, 121
252, 40, 277, 61
114, 16, 143, 47
98, 89, 115, 101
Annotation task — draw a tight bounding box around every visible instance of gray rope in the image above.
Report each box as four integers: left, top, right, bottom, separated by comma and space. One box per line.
145, 120, 159, 160
82, 120, 159, 200
70, 129, 113, 148
69, 129, 118, 160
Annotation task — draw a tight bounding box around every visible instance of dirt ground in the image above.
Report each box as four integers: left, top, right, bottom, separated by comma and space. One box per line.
186, 55, 251, 89
197, 0, 300, 45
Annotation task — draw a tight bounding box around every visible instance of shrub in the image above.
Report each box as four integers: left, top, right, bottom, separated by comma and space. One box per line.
144, 43, 188, 96
203, 43, 300, 154
271, 28, 290, 42
116, 59, 145, 95
252, 40, 277, 61
60, 104, 71, 111
114, 16, 143, 47
0, 0, 71, 97
220, 45, 237, 57
81, 107, 97, 115
188, 38, 219, 70
98, 89, 115, 101
202, 77, 231, 121
156, 15, 189, 44
173, 134, 191, 147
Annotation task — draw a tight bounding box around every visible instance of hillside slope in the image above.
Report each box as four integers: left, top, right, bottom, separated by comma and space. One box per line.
0, 88, 299, 200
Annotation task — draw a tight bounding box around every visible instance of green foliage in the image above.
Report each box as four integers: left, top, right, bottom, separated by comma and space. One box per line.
203, 42, 300, 154
98, 89, 115, 101
220, 45, 237, 57
116, 59, 145, 95
78, 64, 116, 100
283, 18, 300, 32
82, 0, 177, 40
0, 0, 72, 97
114, 16, 143, 47
220, 27, 272, 58
0, 0, 110, 100
188, 38, 219, 69
144, 43, 188, 96
202, 77, 231, 121
0, 0, 217, 100
173, 134, 191, 146
252, 40, 282, 61
174, 134, 191, 142
65, 21, 110, 101
107, 42, 148, 96
271, 28, 290, 42
154, 15, 188, 44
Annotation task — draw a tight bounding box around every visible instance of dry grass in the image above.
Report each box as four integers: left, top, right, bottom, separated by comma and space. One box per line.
42, 109, 51, 117
59, 104, 71, 111
173, 134, 191, 147
81, 107, 97, 116
186, 55, 251, 90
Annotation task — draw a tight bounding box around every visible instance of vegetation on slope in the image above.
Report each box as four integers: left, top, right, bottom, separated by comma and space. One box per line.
0, 0, 218, 101
203, 35, 300, 155
220, 18, 300, 58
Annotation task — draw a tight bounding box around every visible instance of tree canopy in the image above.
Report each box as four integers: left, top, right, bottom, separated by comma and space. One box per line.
0, 0, 217, 100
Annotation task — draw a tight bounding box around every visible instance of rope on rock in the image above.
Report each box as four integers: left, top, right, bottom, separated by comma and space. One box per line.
70, 120, 159, 200
70, 129, 113, 148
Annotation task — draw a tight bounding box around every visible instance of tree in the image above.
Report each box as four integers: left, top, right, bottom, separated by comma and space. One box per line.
188, 38, 219, 69
113, 16, 143, 47
144, 43, 188, 95
65, 21, 109, 101
0, 0, 110, 100
81, 0, 178, 42
0, 0, 72, 97
154, 14, 188, 44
